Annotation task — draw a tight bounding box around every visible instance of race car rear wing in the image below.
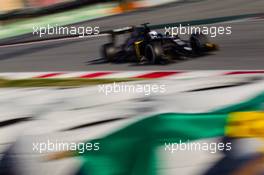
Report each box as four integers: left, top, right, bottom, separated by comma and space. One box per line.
112, 26, 133, 34
108, 26, 134, 44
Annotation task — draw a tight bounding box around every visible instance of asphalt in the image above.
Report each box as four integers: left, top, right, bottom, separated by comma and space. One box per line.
0, 0, 263, 71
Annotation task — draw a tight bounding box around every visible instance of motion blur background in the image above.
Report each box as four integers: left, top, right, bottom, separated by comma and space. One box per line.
0, 0, 155, 15
0, 0, 112, 12
1, 0, 74, 13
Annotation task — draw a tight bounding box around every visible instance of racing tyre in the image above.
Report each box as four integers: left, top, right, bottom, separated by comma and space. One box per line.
102, 43, 117, 62
190, 33, 208, 55
145, 41, 164, 64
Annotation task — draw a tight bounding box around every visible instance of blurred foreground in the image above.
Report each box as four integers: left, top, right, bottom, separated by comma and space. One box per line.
0, 72, 264, 175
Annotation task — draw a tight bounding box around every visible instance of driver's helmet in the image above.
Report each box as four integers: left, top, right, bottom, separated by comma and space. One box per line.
148, 31, 158, 39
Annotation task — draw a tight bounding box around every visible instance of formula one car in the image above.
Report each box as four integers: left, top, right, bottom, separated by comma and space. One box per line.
102, 23, 218, 64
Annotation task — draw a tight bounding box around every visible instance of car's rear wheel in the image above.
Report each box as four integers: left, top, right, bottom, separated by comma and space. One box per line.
190, 33, 208, 55
102, 43, 118, 62
144, 41, 164, 64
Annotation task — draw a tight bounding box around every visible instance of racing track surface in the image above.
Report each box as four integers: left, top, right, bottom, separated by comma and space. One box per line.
0, 0, 263, 71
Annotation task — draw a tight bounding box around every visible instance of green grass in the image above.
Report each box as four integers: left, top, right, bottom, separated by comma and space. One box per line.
0, 78, 135, 88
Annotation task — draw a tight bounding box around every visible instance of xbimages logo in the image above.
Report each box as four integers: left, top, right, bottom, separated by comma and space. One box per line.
32, 140, 100, 154
164, 140, 232, 154
164, 24, 232, 38
98, 82, 166, 96
32, 24, 100, 37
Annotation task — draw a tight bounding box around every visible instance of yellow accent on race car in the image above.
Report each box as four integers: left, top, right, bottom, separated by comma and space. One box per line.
134, 40, 143, 59
226, 111, 264, 138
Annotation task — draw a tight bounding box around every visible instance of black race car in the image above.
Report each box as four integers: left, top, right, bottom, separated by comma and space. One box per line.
102, 23, 218, 64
